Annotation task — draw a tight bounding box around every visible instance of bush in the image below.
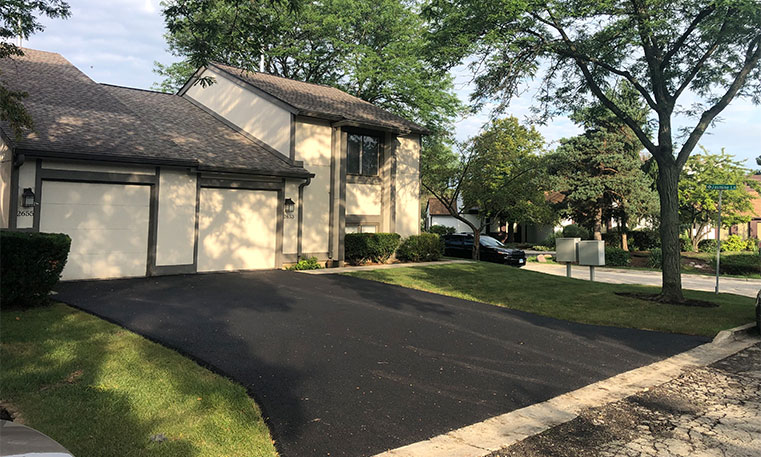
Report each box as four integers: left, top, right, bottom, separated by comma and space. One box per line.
541, 230, 563, 249
0, 230, 71, 308
647, 248, 662, 269
630, 229, 660, 251
722, 234, 747, 252
286, 256, 322, 270
428, 225, 455, 236
396, 233, 443, 262
720, 252, 761, 276
698, 238, 717, 253
680, 236, 693, 252
605, 246, 631, 266
344, 233, 401, 265
745, 238, 760, 252
562, 224, 590, 240
602, 229, 622, 248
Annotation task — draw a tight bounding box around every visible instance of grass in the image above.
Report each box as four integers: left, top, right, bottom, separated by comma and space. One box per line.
344, 262, 756, 338
0, 304, 277, 457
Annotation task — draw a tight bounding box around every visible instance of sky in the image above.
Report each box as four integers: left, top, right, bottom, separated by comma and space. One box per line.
23, 0, 761, 167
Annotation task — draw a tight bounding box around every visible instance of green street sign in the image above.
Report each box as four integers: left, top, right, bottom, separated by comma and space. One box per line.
706, 184, 737, 190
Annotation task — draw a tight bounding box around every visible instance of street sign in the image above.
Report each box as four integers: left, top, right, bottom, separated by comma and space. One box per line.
706, 184, 737, 190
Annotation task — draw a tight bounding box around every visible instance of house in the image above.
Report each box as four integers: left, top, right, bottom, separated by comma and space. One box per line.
423, 197, 481, 233
0, 49, 425, 280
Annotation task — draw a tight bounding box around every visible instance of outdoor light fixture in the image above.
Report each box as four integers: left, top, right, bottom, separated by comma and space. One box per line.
284, 198, 295, 214
21, 188, 35, 208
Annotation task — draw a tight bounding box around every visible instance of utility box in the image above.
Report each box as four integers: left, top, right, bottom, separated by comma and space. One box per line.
578, 240, 605, 266
556, 238, 580, 263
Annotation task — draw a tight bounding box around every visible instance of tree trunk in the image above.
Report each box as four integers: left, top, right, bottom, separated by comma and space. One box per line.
507, 221, 515, 243
656, 163, 684, 302
472, 229, 481, 261
620, 213, 629, 251
593, 206, 603, 241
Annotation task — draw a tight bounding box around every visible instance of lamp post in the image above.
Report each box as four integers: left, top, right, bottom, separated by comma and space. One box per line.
706, 184, 736, 294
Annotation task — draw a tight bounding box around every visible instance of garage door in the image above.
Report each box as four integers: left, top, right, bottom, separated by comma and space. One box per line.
198, 188, 278, 272
39, 181, 151, 280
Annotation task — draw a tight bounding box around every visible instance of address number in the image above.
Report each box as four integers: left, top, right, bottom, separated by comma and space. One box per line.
16, 210, 34, 217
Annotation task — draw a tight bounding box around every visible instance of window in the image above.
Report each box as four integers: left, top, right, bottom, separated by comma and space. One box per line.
347, 133, 380, 176
346, 224, 377, 234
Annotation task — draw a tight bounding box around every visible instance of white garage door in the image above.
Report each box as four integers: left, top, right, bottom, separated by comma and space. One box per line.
198, 188, 278, 272
39, 181, 151, 280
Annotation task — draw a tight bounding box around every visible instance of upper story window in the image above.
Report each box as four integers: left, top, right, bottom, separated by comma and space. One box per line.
347, 133, 380, 176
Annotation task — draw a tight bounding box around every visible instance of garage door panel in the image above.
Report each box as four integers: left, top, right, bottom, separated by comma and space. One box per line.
198, 188, 277, 272
40, 181, 150, 280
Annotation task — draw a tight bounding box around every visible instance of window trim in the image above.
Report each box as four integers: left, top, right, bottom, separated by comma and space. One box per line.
346, 130, 382, 177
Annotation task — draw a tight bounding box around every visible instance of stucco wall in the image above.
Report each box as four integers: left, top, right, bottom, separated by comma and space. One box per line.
15, 160, 35, 229
295, 117, 332, 254
346, 182, 382, 216
283, 179, 300, 254
0, 138, 10, 228
395, 134, 421, 237
156, 168, 197, 266
185, 67, 292, 158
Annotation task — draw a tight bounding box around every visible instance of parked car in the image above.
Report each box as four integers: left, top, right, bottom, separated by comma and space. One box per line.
443, 234, 526, 266
0, 420, 74, 457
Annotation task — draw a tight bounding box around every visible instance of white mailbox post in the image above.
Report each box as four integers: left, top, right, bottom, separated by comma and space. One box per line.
578, 240, 605, 281
555, 238, 580, 277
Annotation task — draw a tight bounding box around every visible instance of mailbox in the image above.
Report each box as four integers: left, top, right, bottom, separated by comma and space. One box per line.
555, 238, 580, 263
578, 240, 605, 266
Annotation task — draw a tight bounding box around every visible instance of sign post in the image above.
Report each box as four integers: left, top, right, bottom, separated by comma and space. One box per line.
706, 184, 737, 294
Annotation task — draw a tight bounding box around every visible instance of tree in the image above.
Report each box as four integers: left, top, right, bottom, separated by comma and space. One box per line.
679, 148, 760, 250
0, 0, 70, 138
425, 0, 761, 302
548, 84, 658, 248
157, 0, 462, 141
461, 117, 553, 243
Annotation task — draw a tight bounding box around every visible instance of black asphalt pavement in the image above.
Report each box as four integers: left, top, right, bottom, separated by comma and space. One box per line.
55, 271, 707, 457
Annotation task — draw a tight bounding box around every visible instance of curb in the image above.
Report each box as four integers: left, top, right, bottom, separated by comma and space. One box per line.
712, 322, 759, 345
373, 335, 759, 457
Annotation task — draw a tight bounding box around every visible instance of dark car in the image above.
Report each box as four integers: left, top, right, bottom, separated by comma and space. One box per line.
443, 234, 526, 266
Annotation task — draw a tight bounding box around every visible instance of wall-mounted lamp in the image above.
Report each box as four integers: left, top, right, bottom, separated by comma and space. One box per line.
21, 188, 35, 208
284, 198, 295, 214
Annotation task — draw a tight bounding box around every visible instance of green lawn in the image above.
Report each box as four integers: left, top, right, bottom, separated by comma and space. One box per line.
344, 262, 756, 337
0, 304, 277, 457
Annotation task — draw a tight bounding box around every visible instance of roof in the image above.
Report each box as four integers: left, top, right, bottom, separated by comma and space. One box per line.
208, 63, 429, 135
0, 48, 309, 177
426, 198, 455, 216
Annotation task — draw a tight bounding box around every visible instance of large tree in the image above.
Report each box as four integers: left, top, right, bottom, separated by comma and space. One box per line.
0, 0, 70, 138
157, 0, 462, 140
679, 148, 760, 250
424, 0, 761, 302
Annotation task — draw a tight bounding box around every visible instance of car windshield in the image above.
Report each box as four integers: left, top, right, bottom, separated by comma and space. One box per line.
479, 236, 506, 248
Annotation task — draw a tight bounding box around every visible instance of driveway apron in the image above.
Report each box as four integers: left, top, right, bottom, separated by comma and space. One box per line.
55, 271, 707, 457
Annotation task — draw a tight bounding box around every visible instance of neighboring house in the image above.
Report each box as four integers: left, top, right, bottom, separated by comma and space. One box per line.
423, 198, 481, 233
0, 49, 425, 280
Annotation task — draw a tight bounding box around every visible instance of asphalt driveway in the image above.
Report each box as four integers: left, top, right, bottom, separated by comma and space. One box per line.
55, 271, 707, 457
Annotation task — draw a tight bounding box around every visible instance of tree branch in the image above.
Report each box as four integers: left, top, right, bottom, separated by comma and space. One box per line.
661, 3, 717, 69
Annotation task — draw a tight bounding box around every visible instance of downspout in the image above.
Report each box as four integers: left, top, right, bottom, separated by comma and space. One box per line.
296, 176, 312, 261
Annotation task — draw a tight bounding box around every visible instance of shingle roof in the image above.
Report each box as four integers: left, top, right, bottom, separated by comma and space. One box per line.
0, 48, 309, 177
209, 63, 429, 135
426, 197, 455, 216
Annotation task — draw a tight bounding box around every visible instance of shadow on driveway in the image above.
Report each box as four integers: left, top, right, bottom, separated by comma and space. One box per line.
55, 271, 708, 457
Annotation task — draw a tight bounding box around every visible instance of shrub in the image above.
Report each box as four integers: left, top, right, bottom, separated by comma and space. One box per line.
562, 224, 590, 240
680, 236, 693, 252
647, 248, 662, 269
745, 238, 760, 252
396, 233, 443, 262
720, 252, 761, 276
722, 234, 747, 252
629, 229, 660, 251
602, 229, 622, 248
541, 230, 563, 248
605, 246, 631, 266
428, 225, 455, 236
532, 245, 553, 251
698, 238, 717, 253
0, 230, 71, 308
286, 256, 322, 270
344, 232, 401, 265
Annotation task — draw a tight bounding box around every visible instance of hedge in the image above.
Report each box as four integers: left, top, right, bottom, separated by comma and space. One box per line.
396, 233, 443, 262
720, 252, 761, 276
1, 230, 71, 308
604, 246, 631, 266
428, 225, 455, 236
562, 224, 590, 240
344, 233, 401, 265
629, 229, 660, 251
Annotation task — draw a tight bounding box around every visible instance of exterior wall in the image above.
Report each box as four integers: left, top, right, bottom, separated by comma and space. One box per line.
429, 214, 480, 233
15, 160, 36, 229
283, 179, 300, 254
294, 117, 332, 255
0, 138, 10, 228
346, 183, 382, 215
394, 134, 421, 237
156, 168, 196, 266
184, 67, 292, 158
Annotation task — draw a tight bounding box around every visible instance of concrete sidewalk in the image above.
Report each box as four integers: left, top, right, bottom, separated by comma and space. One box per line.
523, 263, 761, 298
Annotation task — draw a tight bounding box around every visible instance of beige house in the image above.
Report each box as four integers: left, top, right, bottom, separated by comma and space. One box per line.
0, 49, 424, 280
